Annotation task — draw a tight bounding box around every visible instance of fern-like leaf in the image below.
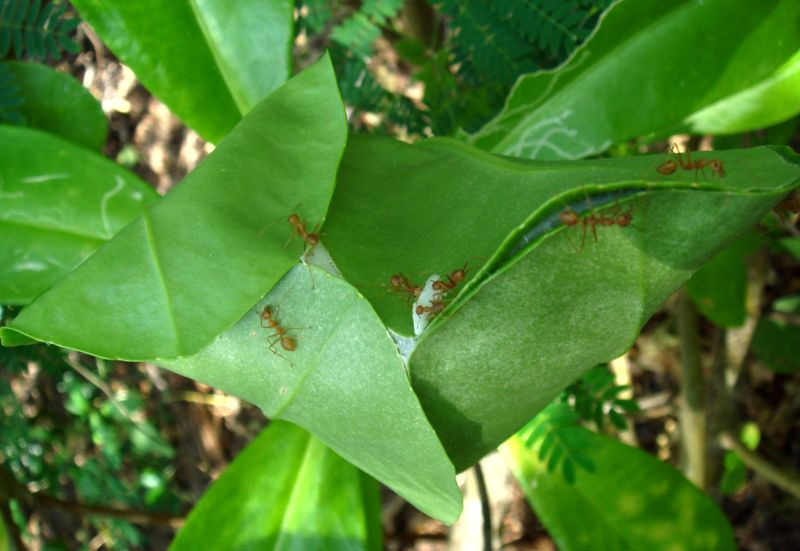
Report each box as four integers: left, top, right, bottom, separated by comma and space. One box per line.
0, 61, 24, 124
521, 402, 596, 484
0, 0, 80, 60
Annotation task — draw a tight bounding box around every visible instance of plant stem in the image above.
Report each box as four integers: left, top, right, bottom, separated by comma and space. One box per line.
473, 463, 492, 551
677, 289, 707, 489
719, 431, 800, 499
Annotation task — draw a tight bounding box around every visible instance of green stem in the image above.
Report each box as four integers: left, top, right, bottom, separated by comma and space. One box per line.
719, 431, 800, 499
677, 289, 707, 489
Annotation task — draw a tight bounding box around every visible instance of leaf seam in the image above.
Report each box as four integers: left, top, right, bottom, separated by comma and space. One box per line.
142, 210, 182, 354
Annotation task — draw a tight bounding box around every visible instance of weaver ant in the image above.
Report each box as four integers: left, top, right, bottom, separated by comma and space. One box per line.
431, 263, 468, 294
387, 273, 423, 303
558, 202, 635, 252
258, 305, 300, 366
415, 295, 446, 317
657, 144, 725, 179
287, 213, 320, 250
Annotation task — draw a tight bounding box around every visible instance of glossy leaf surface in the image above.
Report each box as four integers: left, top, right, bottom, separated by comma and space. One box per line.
0, 126, 156, 305
471, 0, 800, 159
171, 421, 381, 551
503, 431, 735, 550
163, 266, 462, 524
1, 56, 346, 359
71, 0, 294, 142
403, 145, 799, 470
3, 61, 107, 150
688, 49, 800, 135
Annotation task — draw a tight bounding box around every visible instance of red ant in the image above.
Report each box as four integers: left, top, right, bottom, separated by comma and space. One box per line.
558, 203, 635, 252
287, 213, 320, 250
415, 295, 446, 318
657, 143, 725, 179
258, 305, 300, 366
431, 263, 468, 294
388, 273, 423, 303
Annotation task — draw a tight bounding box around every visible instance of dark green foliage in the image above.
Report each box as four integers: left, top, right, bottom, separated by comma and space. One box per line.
0, 0, 81, 60
0, 61, 24, 123
0, 338, 178, 549
563, 364, 639, 431
521, 402, 596, 484
297, 0, 334, 35
331, 0, 403, 57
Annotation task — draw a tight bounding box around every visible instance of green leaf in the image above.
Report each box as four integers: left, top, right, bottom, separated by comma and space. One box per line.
0, 126, 157, 305
472, 0, 800, 158
0, 55, 346, 359
162, 266, 462, 524
170, 421, 382, 551
503, 431, 736, 550
779, 237, 800, 260
751, 317, 800, 373
687, 49, 800, 135
720, 451, 747, 496
2, 61, 107, 150
391, 142, 798, 470
684, 231, 766, 328
70, 0, 294, 142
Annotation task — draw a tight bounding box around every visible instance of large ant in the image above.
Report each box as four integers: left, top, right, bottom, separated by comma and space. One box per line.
287, 213, 320, 251
657, 144, 725, 179
431, 263, 468, 295
258, 305, 299, 366
558, 203, 635, 252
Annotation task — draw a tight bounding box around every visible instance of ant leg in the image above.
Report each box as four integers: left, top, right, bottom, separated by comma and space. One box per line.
560, 227, 583, 253
267, 335, 293, 366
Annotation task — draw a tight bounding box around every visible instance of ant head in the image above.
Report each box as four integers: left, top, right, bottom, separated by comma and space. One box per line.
390, 274, 404, 288
288, 214, 300, 224
618, 212, 633, 226
415, 304, 426, 315
261, 306, 272, 319
307, 233, 320, 245
657, 160, 677, 175
558, 209, 580, 226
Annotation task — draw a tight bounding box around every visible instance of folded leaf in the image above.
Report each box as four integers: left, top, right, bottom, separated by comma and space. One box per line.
472, 0, 800, 159
71, 0, 294, 142
1, 55, 346, 360
163, 266, 463, 524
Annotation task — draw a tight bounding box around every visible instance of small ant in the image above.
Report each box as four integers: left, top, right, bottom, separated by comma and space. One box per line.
415, 295, 446, 318
431, 263, 468, 294
388, 273, 423, 303
657, 144, 725, 179
558, 203, 635, 252
258, 305, 299, 366
287, 213, 320, 250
